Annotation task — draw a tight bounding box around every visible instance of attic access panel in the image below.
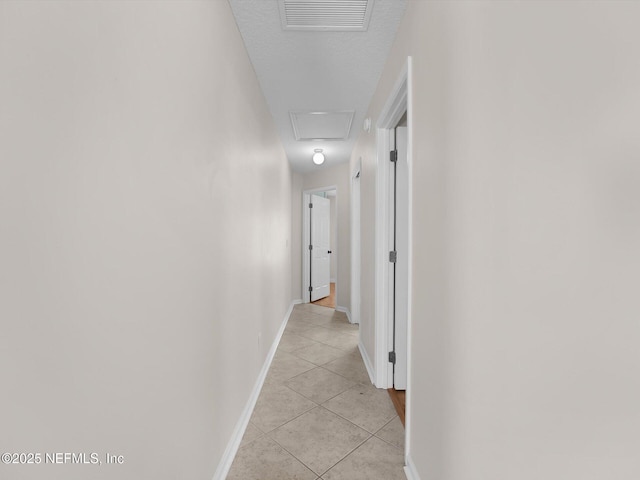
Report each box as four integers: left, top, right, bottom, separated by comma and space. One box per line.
279, 0, 374, 32
290, 111, 355, 141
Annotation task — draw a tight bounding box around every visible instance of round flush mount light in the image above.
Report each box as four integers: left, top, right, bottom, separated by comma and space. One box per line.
312, 148, 325, 165
363, 117, 371, 133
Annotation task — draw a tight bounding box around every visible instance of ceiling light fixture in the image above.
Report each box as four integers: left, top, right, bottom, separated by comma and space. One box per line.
363, 117, 371, 133
312, 149, 325, 165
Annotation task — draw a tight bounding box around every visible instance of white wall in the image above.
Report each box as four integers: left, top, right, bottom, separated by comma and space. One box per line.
353, 1, 640, 478
0, 2, 293, 479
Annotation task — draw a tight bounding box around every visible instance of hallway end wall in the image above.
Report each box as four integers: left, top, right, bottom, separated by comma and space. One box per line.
0, 2, 294, 479
295, 163, 351, 312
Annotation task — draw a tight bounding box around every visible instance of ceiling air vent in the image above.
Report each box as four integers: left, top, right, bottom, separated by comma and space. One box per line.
278, 0, 374, 32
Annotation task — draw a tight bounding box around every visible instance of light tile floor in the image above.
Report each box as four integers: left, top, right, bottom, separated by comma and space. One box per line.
227, 303, 406, 480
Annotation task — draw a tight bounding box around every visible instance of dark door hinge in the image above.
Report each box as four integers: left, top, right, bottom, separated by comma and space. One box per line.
309, 203, 313, 208
309, 244, 313, 250
390, 150, 398, 163
388, 351, 396, 364
389, 251, 397, 263
308, 286, 313, 292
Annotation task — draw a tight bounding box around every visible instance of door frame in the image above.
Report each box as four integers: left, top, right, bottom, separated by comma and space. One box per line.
375, 57, 412, 388
391, 125, 409, 390
302, 185, 338, 305
350, 159, 362, 324
374, 56, 413, 465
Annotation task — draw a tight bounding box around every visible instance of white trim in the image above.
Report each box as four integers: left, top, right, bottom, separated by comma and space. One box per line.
335, 306, 352, 323
374, 56, 415, 464
375, 127, 392, 388
302, 192, 311, 302
377, 66, 409, 129
405, 57, 414, 465
302, 185, 338, 304
330, 277, 337, 283
374, 57, 412, 389
358, 340, 376, 385
350, 159, 362, 325
212, 301, 296, 480
404, 453, 421, 480
289, 110, 355, 140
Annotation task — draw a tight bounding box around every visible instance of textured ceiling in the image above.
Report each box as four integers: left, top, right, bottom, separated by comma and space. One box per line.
228, 0, 407, 173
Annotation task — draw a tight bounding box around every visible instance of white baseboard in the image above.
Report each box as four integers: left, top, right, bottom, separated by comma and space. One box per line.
404, 453, 421, 480
212, 301, 295, 480
358, 340, 376, 385
335, 306, 352, 323
292, 298, 302, 305
330, 277, 336, 283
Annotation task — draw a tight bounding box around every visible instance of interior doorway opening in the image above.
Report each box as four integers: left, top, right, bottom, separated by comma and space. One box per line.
302, 186, 338, 309
374, 56, 413, 464
385, 118, 409, 432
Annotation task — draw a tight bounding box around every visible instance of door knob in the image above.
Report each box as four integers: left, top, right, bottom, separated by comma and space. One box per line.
328, 250, 332, 254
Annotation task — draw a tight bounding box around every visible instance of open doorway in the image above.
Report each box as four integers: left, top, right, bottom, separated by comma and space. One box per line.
388, 116, 408, 424
374, 57, 413, 446
302, 187, 338, 309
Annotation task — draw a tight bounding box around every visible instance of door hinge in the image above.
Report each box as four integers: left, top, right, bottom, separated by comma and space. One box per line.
309, 244, 313, 250
390, 150, 398, 163
308, 286, 313, 292
309, 203, 313, 208
389, 251, 397, 263
388, 351, 396, 364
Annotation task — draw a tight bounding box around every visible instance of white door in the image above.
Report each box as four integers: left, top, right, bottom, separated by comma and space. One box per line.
310, 194, 331, 302
391, 126, 408, 389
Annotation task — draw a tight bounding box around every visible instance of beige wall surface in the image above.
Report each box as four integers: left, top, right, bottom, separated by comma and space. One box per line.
291, 172, 304, 301
0, 2, 293, 479
296, 163, 351, 312
353, 1, 640, 479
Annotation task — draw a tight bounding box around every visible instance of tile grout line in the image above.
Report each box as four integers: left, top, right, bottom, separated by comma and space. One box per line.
293, 337, 359, 354
264, 413, 339, 477
267, 420, 374, 479
284, 374, 356, 405
287, 344, 349, 366
261, 434, 318, 479
318, 363, 371, 386
316, 432, 374, 478
257, 397, 318, 435
370, 415, 406, 451
230, 304, 407, 479
316, 401, 396, 436
372, 430, 405, 452
269, 312, 371, 477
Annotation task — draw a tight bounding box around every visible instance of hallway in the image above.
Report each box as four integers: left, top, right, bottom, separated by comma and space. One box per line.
227, 304, 405, 479
2, 2, 639, 480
